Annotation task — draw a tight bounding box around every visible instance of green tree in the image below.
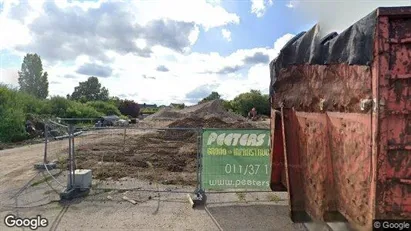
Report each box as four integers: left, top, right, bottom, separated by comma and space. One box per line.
231, 90, 270, 116
18, 53, 49, 99
47, 96, 72, 118
222, 100, 234, 112
118, 100, 140, 118
199, 91, 221, 104
108, 96, 121, 108
86, 101, 121, 116
71, 77, 109, 102
66, 101, 103, 118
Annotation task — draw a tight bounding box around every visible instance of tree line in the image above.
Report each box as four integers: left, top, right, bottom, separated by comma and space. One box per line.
0, 53, 271, 143
0, 53, 140, 142
198, 90, 270, 117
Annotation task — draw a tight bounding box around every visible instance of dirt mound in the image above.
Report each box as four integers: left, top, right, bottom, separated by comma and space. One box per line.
144, 100, 246, 123
144, 107, 184, 121
181, 100, 245, 122
168, 116, 253, 129
162, 116, 256, 143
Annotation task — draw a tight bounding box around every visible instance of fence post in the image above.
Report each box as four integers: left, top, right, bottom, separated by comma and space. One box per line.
68, 124, 73, 189
196, 128, 203, 192
191, 128, 206, 207
71, 125, 76, 187
44, 122, 48, 164
123, 127, 127, 155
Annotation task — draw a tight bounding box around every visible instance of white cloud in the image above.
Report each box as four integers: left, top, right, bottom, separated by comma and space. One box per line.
135, 39, 148, 50
0, 17, 31, 50
0, 68, 19, 87
286, 1, 296, 8
132, 0, 240, 30
290, 0, 410, 35
221, 29, 232, 42
250, 0, 273, 18
0, 0, 295, 105
1, 33, 295, 105
272, 33, 295, 55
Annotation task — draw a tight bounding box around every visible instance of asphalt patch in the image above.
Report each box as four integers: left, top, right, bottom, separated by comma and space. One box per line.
205, 204, 305, 231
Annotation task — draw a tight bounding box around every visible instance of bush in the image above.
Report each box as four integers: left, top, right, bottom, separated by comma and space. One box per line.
86, 101, 121, 116
222, 100, 234, 112
47, 96, 72, 117
66, 101, 103, 118
230, 90, 270, 117
0, 86, 28, 142
18, 91, 48, 115
118, 100, 140, 118
0, 109, 28, 142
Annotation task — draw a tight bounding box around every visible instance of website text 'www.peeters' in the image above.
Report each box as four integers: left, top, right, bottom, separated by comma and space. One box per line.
209, 179, 270, 188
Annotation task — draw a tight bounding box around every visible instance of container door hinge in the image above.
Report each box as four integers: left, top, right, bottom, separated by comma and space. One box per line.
372, 98, 385, 112
360, 99, 373, 111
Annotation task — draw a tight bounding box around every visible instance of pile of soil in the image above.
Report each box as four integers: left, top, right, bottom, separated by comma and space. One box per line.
74, 116, 258, 185
168, 116, 253, 129
75, 132, 198, 185
163, 116, 256, 143
144, 100, 246, 123
73, 102, 261, 186
144, 107, 184, 121
180, 100, 246, 122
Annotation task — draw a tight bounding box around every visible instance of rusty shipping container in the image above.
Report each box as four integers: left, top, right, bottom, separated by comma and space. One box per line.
269, 6, 411, 231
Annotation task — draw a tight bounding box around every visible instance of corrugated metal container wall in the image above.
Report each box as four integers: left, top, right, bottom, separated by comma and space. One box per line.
269, 7, 411, 231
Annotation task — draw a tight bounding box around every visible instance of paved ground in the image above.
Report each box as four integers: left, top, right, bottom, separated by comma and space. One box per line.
0, 167, 306, 231
0, 126, 336, 231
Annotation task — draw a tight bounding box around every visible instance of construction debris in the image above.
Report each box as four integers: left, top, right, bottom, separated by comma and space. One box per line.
122, 196, 137, 205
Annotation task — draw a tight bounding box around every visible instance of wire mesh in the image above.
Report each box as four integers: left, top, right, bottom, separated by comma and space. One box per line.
43, 120, 71, 167
71, 125, 201, 192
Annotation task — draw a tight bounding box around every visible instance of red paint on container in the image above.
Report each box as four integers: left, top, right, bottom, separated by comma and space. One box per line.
269, 6, 411, 230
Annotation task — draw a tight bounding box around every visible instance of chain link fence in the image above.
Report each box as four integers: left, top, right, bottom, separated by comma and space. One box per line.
56, 123, 202, 194
35, 119, 298, 202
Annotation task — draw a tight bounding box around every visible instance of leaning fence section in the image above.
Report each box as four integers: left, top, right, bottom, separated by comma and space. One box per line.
43, 120, 71, 167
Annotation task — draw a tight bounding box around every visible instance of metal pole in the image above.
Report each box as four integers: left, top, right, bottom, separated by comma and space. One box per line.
196, 130, 201, 191
195, 128, 204, 193
44, 123, 48, 164
71, 125, 76, 187
123, 127, 127, 155
199, 128, 203, 191
68, 125, 73, 189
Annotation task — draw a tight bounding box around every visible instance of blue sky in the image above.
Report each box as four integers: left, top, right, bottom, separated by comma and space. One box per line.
1, 0, 313, 68
192, 1, 315, 55
0, 0, 409, 105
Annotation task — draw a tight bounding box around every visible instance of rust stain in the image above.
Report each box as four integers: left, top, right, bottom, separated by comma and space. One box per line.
273, 65, 373, 113
271, 8, 411, 231
327, 113, 372, 226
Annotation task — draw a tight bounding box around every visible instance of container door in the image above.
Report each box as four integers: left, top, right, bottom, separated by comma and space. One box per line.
374, 11, 411, 219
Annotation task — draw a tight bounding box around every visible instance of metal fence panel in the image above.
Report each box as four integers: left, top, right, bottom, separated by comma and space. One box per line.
71, 125, 201, 192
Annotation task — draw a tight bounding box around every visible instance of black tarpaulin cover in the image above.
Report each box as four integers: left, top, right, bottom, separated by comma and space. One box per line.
269, 9, 377, 97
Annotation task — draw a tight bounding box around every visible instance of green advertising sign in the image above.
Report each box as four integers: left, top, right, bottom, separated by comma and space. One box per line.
201, 129, 271, 190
